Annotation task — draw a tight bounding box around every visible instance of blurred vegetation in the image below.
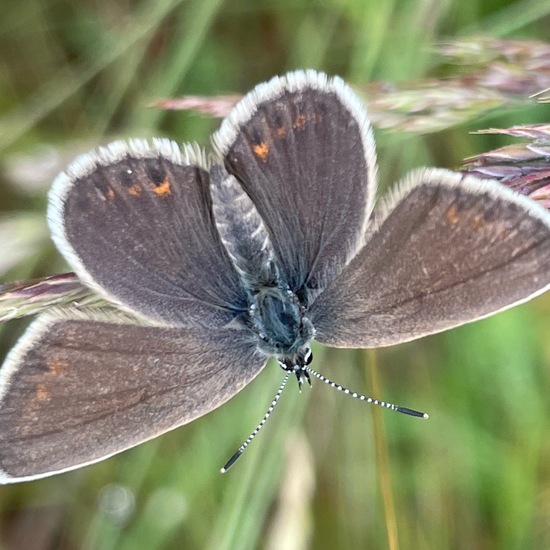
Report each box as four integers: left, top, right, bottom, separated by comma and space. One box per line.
1, 1, 550, 549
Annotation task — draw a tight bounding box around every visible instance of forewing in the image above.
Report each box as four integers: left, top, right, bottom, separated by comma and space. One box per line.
212, 70, 377, 300
48, 139, 247, 328
0, 310, 266, 483
310, 169, 550, 347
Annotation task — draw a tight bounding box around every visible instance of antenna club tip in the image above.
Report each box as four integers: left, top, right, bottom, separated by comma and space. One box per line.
423, 413, 429, 419
220, 467, 228, 474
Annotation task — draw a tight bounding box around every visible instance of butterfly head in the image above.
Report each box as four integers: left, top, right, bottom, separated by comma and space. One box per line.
277, 346, 313, 390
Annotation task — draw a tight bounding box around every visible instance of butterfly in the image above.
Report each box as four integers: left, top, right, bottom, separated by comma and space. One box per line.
1, 70, 549, 483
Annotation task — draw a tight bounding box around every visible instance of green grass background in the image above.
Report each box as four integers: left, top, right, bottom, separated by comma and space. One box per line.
1, 1, 550, 549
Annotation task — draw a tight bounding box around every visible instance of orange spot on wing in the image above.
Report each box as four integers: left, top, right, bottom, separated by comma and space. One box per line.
46, 358, 69, 377
153, 178, 171, 196
36, 383, 50, 401
445, 205, 460, 225
127, 184, 142, 197
446, 204, 508, 239
274, 126, 286, 138
105, 188, 115, 201
23, 358, 69, 424
252, 141, 269, 162
470, 214, 507, 238
293, 113, 307, 129
470, 214, 486, 230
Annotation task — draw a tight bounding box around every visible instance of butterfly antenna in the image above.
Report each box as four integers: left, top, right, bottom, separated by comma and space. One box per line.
221, 371, 292, 473
305, 366, 429, 419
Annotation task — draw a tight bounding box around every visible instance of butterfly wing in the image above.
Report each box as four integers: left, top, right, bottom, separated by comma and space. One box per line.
0, 310, 267, 483
310, 169, 550, 347
212, 70, 377, 300
48, 139, 247, 328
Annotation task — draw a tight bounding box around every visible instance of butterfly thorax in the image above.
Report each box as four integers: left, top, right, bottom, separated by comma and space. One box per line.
249, 284, 314, 358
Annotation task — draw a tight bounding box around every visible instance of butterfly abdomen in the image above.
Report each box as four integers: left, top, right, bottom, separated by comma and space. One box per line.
210, 165, 278, 290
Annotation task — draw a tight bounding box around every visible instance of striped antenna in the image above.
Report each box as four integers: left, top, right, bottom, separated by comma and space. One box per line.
221, 371, 292, 473
305, 366, 429, 419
